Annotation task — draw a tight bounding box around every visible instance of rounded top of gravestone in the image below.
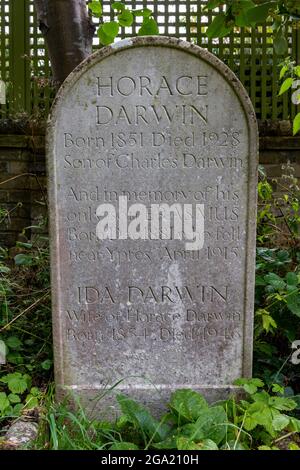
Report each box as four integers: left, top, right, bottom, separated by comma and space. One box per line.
48, 36, 257, 135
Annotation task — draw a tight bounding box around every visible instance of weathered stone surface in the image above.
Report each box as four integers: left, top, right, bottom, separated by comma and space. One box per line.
47, 37, 258, 414
4, 420, 38, 449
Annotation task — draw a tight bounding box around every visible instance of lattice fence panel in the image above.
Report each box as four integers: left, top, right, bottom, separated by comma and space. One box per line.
0, 0, 299, 120
0, 0, 10, 116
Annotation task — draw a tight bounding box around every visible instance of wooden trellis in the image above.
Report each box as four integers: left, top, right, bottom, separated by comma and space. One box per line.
1, 0, 299, 120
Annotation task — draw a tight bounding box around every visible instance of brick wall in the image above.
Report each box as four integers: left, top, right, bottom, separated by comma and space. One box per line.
0, 127, 299, 247
0, 135, 47, 247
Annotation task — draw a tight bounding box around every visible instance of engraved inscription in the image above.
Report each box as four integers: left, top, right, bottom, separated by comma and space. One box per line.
48, 39, 257, 397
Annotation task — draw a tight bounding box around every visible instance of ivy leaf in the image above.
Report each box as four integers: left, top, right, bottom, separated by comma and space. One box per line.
138, 18, 159, 36
278, 77, 293, 96
88, 1, 102, 17
111, 2, 125, 11
98, 21, 120, 45
98, 28, 113, 46
102, 21, 120, 38
293, 112, 300, 136
118, 9, 134, 27
206, 14, 231, 39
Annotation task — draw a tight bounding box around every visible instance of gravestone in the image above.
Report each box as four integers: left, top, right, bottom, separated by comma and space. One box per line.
47, 37, 258, 414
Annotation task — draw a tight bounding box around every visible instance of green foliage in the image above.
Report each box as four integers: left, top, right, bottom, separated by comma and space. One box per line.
88, 1, 102, 16
0, 218, 52, 423
206, 14, 232, 39
204, 2, 300, 134
169, 389, 208, 422
116, 394, 169, 443
138, 18, 159, 36
254, 167, 300, 390
279, 77, 294, 95
0, 371, 42, 418
98, 21, 120, 45
234, 379, 299, 439
254, 244, 300, 385
293, 113, 300, 135
204, 1, 300, 48
1, 372, 30, 394
257, 164, 300, 245
32, 381, 300, 450
278, 58, 300, 134
88, 1, 159, 45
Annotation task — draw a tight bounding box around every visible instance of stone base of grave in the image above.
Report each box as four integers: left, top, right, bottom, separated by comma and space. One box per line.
56, 384, 245, 419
